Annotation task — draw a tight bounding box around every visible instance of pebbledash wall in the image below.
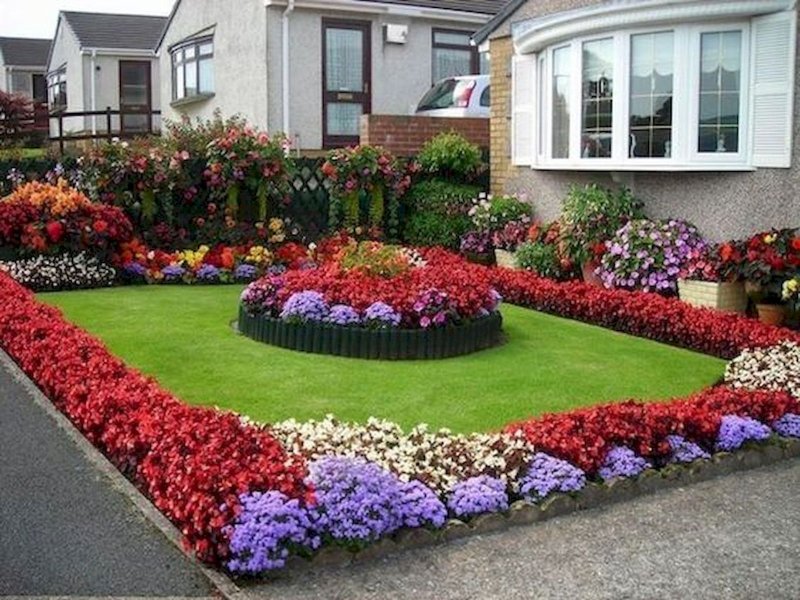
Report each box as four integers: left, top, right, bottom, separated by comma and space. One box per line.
487, 0, 800, 241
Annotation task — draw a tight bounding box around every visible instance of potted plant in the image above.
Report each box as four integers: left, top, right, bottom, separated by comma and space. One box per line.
677, 241, 747, 312
463, 192, 532, 266
740, 229, 800, 326
560, 184, 644, 287
459, 230, 494, 265
492, 220, 529, 269
783, 275, 800, 326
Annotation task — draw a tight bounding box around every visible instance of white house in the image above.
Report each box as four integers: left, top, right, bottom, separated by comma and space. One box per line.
475, 0, 800, 239
0, 37, 51, 104
157, 0, 504, 151
46, 11, 168, 137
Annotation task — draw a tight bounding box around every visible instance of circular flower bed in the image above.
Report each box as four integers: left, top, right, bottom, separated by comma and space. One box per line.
239, 246, 504, 359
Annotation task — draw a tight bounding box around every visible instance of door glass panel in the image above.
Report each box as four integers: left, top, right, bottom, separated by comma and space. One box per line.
629, 31, 674, 158
122, 114, 149, 132
698, 31, 741, 153
581, 38, 613, 158
326, 29, 363, 92
327, 103, 362, 137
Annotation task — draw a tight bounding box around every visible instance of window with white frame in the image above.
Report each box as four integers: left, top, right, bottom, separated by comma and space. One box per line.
512, 8, 796, 170
47, 67, 67, 111
171, 37, 214, 101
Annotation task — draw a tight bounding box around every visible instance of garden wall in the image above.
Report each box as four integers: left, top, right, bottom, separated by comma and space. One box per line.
360, 115, 489, 157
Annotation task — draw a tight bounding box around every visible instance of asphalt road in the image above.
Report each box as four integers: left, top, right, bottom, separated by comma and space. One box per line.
0, 357, 213, 597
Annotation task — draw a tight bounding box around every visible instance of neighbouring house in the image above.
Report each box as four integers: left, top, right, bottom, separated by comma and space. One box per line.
157, 0, 505, 151
46, 11, 168, 138
475, 0, 799, 240
0, 37, 50, 104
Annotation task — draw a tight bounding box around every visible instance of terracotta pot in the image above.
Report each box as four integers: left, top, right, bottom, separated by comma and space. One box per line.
464, 251, 496, 266
581, 260, 604, 287
756, 303, 787, 326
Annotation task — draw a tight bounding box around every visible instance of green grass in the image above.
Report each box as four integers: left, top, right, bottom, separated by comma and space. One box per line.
40, 285, 725, 433
0, 147, 46, 159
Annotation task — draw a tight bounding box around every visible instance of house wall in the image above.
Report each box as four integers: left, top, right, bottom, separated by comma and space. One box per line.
0, 67, 45, 98
158, 0, 268, 129
267, 5, 488, 150
48, 18, 86, 134
488, 0, 800, 241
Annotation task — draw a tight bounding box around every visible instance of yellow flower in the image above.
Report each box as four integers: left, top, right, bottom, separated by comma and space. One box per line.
764, 233, 777, 244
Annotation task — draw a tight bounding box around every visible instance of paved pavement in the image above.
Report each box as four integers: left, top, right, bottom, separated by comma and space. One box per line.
251, 458, 800, 600
0, 356, 213, 597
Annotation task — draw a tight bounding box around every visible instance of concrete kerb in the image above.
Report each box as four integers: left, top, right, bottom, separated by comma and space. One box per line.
0, 349, 244, 600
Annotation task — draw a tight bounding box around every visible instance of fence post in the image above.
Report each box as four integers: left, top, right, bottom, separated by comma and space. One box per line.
58, 113, 64, 155
106, 107, 113, 142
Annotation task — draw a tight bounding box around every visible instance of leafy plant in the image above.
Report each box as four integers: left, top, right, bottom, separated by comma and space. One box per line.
417, 131, 483, 180
403, 212, 471, 250
404, 180, 479, 215
468, 193, 533, 233
516, 241, 567, 280
0, 90, 33, 147
561, 184, 644, 265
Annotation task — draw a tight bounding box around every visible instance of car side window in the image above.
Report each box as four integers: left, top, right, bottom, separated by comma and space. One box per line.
480, 86, 491, 107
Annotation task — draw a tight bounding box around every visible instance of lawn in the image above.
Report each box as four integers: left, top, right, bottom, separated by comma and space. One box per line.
40, 285, 725, 433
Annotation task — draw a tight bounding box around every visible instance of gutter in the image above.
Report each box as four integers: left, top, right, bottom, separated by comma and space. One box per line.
282, 0, 295, 137
264, 0, 491, 24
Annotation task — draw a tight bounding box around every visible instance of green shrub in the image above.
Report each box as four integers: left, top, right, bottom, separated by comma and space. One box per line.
403, 212, 471, 249
470, 193, 533, 232
561, 184, 644, 265
404, 180, 480, 215
516, 241, 566, 280
417, 132, 483, 180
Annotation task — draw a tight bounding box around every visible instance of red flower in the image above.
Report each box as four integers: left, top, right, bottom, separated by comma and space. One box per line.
45, 221, 64, 243
93, 220, 108, 234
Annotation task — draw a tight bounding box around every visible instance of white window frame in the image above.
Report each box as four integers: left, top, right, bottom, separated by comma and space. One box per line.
530, 21, 754, 171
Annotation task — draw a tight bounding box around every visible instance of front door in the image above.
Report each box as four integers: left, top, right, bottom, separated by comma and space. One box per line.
322, 19, 371, 148
119, 61, 152, 134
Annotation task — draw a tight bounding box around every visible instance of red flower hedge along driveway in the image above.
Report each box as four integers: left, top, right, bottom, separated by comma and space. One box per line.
0, 272, 308, 563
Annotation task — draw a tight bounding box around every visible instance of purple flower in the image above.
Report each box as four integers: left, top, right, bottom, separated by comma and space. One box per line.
325, 304, 361, 326
772, 413, 800, 438
715, 415, 771, 451
226, 490, 319, 574
307, 457, 404, 543
363, 301, 401, 328
459, 230, 492, 255
598, 446, 651, 481
413, 288, 453, 328
234, 264, 258, 281
398, 480, 447, 529
519, 453, 586, 501
195, 264, 220, 281
666, 435, 710, 464
280, 290, 330, 323
161, 264, 186, 281
123, 262, 147, 278
240, 275, 284, 315
447, 475, 508, 519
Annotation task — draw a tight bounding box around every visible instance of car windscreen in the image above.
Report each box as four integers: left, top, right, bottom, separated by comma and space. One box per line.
417, 79, 460, 111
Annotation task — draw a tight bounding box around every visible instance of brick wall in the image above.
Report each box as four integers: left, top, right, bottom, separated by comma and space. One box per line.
359, 114, 488, 157
489, 36, 514, 195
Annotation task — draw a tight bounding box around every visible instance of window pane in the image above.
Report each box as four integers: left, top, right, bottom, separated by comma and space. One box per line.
433, 47, 472, 81
629, 31, 673, 158
327, 103, 362, 136
326, 28, 363, 92
184, 60, 197, 96
581, 38, 613, 158
184, 46, 196, 60
199, 58, 214, 93
175, 64, 185, 99
434, 31, 471, 46
479, 52, 490, 75
698, 31, 741, 153
200, 42, 213, 56
552, 45, 570, 159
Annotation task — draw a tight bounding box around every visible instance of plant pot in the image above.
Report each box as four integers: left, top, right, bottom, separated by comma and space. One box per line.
756, 303, 787, 326
581, 260, 604, 287
465, 251, 496, 266
495, 249, 517, 269
677, 279, 747, 313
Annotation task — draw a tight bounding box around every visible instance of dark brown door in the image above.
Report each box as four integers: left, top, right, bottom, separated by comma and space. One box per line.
119, 61, 152, 133
322, 19, 371, 148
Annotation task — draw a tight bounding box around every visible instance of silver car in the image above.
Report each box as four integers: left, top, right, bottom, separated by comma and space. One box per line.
415, 75, 490, 118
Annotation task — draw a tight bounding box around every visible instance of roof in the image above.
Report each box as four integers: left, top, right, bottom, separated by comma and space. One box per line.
472, 0, 526, 44
352, 0, 506, 15
61, 11, 168, 50
0, 37, 51, 67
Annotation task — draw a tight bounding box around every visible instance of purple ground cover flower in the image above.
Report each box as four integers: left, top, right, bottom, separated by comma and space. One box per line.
234, 264, 258, 281
772, 413, 800, 438
715, 415, 771, 451
446, 475, 508, 519
598, 446, 651, 481
325, 304, 362, 326
123, 262, 147, 278
240, 276, 284, 315
666, 435, 710, 464
398, 480, 447, 528
226, 490, 320, 574
161, 264, 186, 281
413, 288, 452, 328
519, 452, 586, 501
307, 457, 404, 543
195, 264, 220, 281
280, 291, 330, 323
363, 301, 401, 328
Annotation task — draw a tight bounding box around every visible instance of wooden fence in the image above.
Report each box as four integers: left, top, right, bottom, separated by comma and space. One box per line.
50, 107, 162, 153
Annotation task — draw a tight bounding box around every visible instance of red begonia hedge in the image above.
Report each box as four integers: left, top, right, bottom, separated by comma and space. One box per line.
0, 272, 308, 562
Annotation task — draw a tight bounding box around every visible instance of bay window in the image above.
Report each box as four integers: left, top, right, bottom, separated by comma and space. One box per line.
512, 7, 796, 170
